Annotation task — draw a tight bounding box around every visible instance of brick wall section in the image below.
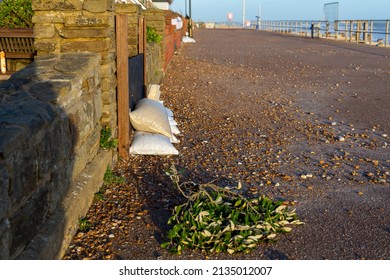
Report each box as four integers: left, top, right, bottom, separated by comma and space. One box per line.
0, 53, 111, 259
163, 11, 186, 71
32, 0, 117, 131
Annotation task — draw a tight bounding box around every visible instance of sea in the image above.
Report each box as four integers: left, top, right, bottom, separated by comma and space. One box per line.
221, 20, 389, 45
322, 20, 389, 43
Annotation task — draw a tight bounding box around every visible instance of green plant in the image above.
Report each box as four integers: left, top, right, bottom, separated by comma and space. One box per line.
103, 165, 125, 185
94, 188, 106, 202
100, 126, 118, 149
146, 26, 162, 43
78, 217, 91, 232
161, 165, 303, 255
0, 0, 33, 28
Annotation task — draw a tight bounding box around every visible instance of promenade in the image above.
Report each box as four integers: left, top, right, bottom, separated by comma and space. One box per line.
64, 29, 390, 260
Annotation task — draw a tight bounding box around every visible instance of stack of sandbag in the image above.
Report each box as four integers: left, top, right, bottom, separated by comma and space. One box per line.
129, 84, 181, 155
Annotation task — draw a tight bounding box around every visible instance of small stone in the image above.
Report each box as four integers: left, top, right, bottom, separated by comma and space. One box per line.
331, 122, 337, 126
338, 136, 345, 142
382, 134, 388, 138
109, 234, 115, 238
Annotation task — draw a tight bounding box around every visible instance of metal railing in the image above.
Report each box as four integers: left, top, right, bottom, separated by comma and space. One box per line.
255, 20, 390, 47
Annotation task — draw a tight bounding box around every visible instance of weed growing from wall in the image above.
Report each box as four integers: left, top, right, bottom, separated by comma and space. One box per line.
100, 126, 118, 149
146, 26, 162, 43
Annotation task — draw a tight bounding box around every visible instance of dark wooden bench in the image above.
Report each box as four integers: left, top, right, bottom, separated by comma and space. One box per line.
0, 28, 36, 59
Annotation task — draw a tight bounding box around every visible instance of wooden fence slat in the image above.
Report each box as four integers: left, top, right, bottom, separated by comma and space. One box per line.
143, 19, 147, 90
116, 14, 130, 159
138, 17, 147, 90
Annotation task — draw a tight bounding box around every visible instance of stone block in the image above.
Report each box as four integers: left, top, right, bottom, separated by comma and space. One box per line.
115, 3, 140, 14
35, 121, 74, 181
0, 97, 56, 135
0, 166, 9, 220
53, 52, 98, 73
60, 39, 112, 53
71, 125, 100, 180
100, 50, 116, 65
29, 80, 73, 106
0, 219, 11, 259
7, 148, 39, 207
0, 126, 28, 159
46, 163, 72, 215
64, 12, 114, 28
83, 0, 112, 13
9, 187, 49, 258
100, 61, 116, 78
0, 82, 18, 97
34, 40, 58, 53
58, 27, 111, 39
32, 11, 64, 24
92, 89, 103, 124
34, 24, 57, 39
32, 0, 83, 11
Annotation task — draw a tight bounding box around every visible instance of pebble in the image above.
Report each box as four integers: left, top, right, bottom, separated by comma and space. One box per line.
338, 136, 346, 142
109, 234, 115, 238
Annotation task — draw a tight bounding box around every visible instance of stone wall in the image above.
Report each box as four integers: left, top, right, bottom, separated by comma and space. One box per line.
143, 8, 166, 78
146, 42, 162, 85
114, 3, 142, 57
0, 53, 112, 259
32, 0, 117, 131
0, 0, 187, 259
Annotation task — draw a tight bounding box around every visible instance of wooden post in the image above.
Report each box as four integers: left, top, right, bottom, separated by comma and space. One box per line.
143, 19, 147, 91
116, 14, 130, 159
138, 17, 144, 55
138, 17, 147, 95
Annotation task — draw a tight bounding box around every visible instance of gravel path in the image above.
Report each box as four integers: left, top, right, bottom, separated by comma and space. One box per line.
64, 29, 390, 260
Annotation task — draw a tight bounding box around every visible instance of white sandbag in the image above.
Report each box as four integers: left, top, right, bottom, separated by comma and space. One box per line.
171, 125, 181, 135
129, 98, 172, 140
147, 84, 161, 101
165, 107, 174, 118
171, 134, 180, 144
169, 118, 178, 126
130, 131, 179, 155
182, 36, 196, 43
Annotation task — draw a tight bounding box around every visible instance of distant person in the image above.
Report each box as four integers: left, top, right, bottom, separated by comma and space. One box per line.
376, 38, 384, 46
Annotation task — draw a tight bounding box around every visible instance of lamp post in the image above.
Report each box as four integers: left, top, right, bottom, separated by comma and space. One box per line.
242, 0, 246, 28
188, 0, 193, 37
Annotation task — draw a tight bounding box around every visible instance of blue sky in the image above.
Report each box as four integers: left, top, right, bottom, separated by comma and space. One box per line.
170, 0, 390, 22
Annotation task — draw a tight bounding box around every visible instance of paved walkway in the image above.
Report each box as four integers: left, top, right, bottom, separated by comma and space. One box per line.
64, 28, 390, 260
